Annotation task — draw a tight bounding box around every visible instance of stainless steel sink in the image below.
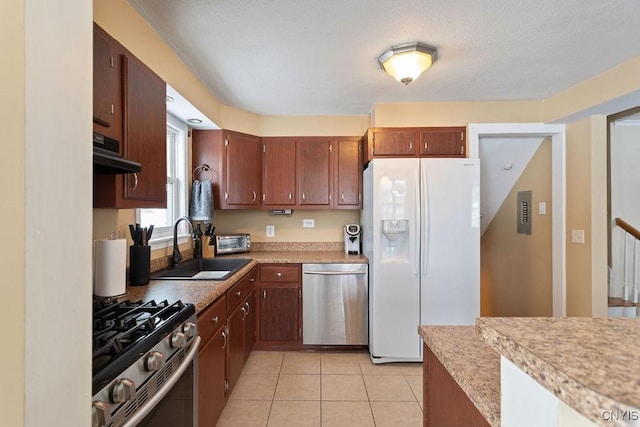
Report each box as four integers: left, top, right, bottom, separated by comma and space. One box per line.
150, 258, 252, 281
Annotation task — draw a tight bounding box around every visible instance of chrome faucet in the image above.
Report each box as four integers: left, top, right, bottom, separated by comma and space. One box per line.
171, 216, 203, 267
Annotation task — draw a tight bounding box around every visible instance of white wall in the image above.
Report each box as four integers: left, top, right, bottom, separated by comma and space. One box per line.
610, 123, 640, 300
23, 0, 93, 425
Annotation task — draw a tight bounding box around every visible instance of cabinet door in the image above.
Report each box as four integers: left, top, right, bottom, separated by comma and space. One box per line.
226, 304, 245, 393
122, 54, 167, 205
334, 138, 361, 208
92, 24, 122, 143
262, 138, 296, 207
296, 138, 332, 208
224, 132, 261, 208
420, 128, 466, 157
198, 326, 227, 427
93, 28, 114, 128
259, 285, 301, 342
373, 130, 417, 156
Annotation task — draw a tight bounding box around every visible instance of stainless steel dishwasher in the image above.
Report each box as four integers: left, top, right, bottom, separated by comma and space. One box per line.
302, 263, 368, 345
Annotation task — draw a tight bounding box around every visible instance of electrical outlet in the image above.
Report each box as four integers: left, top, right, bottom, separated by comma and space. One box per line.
303, 219, 315, 228
266, 225, 275, 238
571, 229, 585, 244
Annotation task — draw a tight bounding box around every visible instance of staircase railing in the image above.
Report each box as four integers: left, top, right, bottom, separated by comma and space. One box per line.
614, 218, 640, 304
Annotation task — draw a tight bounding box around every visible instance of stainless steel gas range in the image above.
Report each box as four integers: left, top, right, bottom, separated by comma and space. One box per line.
92, 299, 200, 427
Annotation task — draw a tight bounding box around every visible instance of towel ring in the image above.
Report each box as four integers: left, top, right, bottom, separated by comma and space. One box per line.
192, 164, 213, 182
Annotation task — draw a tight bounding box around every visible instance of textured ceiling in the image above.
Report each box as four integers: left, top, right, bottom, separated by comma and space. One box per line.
129, 0, 640, 116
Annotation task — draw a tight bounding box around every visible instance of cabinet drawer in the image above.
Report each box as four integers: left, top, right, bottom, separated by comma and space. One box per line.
227, 269, 256, 313
198, 295, 227, 344
259, 265, 300, 282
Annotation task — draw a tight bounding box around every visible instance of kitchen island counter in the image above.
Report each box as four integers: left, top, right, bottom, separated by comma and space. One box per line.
125, 251, 367, 313
419, 325, 500, 426
477, 317, 640, 426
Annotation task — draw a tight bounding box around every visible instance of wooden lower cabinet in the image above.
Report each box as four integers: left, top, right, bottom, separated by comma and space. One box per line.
196, 267, 256, 426
424, 343, 490, 427
255, 264, 302, 348
198, 324, 227, 426
197, 295, 228, 427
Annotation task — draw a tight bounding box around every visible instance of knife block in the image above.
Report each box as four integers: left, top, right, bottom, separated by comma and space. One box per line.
129, 245, 151, 286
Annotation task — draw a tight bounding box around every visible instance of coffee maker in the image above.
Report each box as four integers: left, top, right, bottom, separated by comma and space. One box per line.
344, 224, 361, 255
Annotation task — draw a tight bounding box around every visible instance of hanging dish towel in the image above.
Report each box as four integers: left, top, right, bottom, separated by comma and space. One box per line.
189, 179, 214, 222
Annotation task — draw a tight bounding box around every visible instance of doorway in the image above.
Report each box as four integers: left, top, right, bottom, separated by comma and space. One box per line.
468, 123, 566, 317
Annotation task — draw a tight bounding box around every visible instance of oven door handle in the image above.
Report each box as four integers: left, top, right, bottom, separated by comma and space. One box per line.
122, 336, 201, 427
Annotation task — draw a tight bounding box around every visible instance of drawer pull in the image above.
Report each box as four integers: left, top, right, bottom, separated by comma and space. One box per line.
212, 316, 218, 324
249, 277, 255, 282
236, 291, 241, 297
276, 272, 282, 277
222, 327, 228, 349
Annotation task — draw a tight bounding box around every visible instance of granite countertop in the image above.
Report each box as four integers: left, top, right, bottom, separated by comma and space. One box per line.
477, 317, 640, 426
125, 251, 368, 313
419, 325, 501, 427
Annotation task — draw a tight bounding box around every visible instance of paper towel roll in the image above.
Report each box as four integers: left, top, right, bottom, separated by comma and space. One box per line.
94, 238, 127, 297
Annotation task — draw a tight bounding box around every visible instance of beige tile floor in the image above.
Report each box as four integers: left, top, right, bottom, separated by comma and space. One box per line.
216, 351, 423, 427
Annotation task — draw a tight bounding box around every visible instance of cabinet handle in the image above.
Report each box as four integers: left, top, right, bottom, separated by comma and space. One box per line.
241, 306, 247, 320
341, 193, 345, 201
252, 191, 256, 201
460, 132, 464, 140
276, 272, 282, 277
244, 302, 250, 315
212, 316, 218, 324
409, 141, 413, 151
236, 291, 241, 297
262, 193, 266, 202
225, 192, 229, 201
424, 142, 428, 151
110, 104, 114, 114
222, 329, 228, 349
263, 289, 267, 299
249, 277, 255, 282
302, 192, 306, 201
130, 173, 138, 191
460, 146, 464, 155
288, 192, 292, 200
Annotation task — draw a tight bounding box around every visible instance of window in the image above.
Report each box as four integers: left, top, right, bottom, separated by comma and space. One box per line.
137, 114, 189, 247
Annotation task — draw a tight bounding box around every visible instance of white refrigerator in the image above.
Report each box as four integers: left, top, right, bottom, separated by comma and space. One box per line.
362, 158, 480, 363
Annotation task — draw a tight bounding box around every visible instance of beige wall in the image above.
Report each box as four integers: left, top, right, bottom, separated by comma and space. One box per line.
481, 139, 553, 317
371, 101, 544, 127
214, 210, 360, 242
2, 0, 25, 424
544, 57, 640, 123
565, 116, 608, 316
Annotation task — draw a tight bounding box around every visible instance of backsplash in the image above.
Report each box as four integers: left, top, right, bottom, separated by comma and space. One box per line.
251, 242, 343, 252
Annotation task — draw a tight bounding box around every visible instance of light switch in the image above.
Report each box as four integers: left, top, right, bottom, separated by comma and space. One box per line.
303, 219, 315, 228
538, 202, 546, 215
571, 229, 585, 244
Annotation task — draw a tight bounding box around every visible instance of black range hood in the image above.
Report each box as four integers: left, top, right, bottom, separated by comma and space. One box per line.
93, 132, 142, 175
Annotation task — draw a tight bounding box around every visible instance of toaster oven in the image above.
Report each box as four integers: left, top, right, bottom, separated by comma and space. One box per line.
211, 233, 251, 254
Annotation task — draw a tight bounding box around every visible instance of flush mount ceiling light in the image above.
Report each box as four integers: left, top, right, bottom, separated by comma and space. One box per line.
187, 118, 203, 124
378, 42, 438, 85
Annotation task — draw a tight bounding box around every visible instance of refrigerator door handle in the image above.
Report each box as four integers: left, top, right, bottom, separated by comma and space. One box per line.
421, 163, 429, 274
413, 165, 421, 277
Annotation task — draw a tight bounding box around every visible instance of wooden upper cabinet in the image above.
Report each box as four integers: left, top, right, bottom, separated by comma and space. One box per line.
224, 131, 261, 208
93, 24, 167, 209
334, 138, 362, 208
262, 138, 296, 207
93, 23, 121, 142
369, 129, 418, 158
122, 54, 167, 205
420, 127, 466, 157
296, 138, 332, 208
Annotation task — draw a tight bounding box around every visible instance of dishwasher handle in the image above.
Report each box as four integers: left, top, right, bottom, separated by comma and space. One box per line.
303, 270, 367, 276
